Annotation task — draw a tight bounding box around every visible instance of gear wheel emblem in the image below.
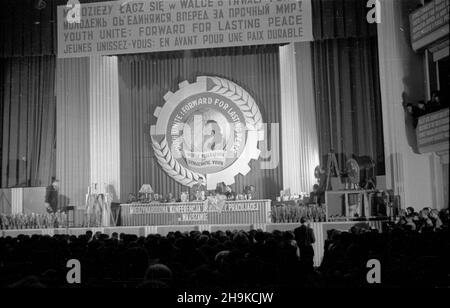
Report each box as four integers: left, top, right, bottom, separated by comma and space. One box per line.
150, 76, 264, 190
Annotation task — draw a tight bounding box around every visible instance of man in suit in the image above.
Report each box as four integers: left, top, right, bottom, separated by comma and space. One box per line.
294, 217, 316, 271
427, 91, 443, 113
224, 186, 236, 200
45, 179, 59, 213
192, 177, 207, 200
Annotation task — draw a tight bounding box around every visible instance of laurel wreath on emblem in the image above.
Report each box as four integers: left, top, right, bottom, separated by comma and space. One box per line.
208, 77, 263, 131
151, 77, 263, 187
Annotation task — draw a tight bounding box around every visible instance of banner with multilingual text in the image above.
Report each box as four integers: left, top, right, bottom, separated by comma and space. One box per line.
57, 0, 313, 58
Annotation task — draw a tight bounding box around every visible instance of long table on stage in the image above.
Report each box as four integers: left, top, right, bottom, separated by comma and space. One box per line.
119, 199, 271, 226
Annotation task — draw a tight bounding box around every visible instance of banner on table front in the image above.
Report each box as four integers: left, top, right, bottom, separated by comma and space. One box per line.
129, 201, 260, 214
57, 0, 313, 58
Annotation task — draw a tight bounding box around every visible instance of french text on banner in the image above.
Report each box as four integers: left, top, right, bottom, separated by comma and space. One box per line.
57, 0, 313, 58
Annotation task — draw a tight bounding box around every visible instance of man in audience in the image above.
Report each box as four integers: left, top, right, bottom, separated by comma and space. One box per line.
111, 232, 119, 240
414, 100, 428, 118
143, 263, 173, 287
85, 230, 93, 242
406, 103, 419, 128
406, 206, 414, 216
427, 91, 443, 112
294, 217, 316, 271
429, 209, 443, 230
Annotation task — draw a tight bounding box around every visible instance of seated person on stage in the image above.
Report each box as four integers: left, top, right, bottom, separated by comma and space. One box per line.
309, 184, 324, 205
45, 178, 60, 213
195, 190, 206, 201
215, 182, 227, 196
192, 178, 206, 196
180, 192, 190, 202
151, 193, 161, 203
127, 193, 137, 203
316, 166, 327, 192
243, 185, 255, 200
165, 192, 176, 203
225, 186, 236, 200
192, 177, 207, 200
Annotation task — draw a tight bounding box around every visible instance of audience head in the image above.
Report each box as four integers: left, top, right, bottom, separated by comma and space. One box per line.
144, 264, 173, 285
431, 90, 440, 103
406, 207, 415, 216
406, 103, 414, 113
420, 208, 430, 218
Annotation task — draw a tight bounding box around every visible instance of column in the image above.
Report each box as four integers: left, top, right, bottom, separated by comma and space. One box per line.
377, 0, 442, 210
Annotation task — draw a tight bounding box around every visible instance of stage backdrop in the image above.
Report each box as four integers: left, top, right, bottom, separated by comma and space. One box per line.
312, 36, 385, 174
0, 56, 56, 188
118, 46, 283, 201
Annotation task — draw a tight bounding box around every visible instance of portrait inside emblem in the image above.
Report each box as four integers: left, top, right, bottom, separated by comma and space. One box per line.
168, 105, 245, 174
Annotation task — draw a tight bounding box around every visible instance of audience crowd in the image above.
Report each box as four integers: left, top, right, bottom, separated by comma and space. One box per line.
406, 91, 448, 128
0, 207, 448, 288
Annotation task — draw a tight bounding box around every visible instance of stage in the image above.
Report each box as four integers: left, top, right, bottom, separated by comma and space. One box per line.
1, 220, 384, 267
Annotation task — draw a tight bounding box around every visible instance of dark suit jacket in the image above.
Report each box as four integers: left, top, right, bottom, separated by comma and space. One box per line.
294, 224, 316, 247
45, 185, 58, 212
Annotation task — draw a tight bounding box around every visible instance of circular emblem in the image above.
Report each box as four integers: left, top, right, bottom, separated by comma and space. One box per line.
150, 76, 264, 189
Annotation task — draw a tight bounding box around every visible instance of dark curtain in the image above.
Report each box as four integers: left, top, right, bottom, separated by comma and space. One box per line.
312, 0, 377, 40
0, 0, 60, 57
312, 37, 385, 174
0, 0, 111, 57
0, 56, 56, 187
118, 46, 283, 200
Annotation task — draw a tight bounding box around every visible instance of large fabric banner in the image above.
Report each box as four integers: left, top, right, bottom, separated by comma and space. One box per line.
120, 199, 271, 225
57, 0, 313, 58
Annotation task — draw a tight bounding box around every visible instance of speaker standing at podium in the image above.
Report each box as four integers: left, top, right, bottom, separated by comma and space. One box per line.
45, 179, 59, 213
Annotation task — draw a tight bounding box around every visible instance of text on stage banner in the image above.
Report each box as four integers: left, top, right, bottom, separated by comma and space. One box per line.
57, 0, 313, 58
